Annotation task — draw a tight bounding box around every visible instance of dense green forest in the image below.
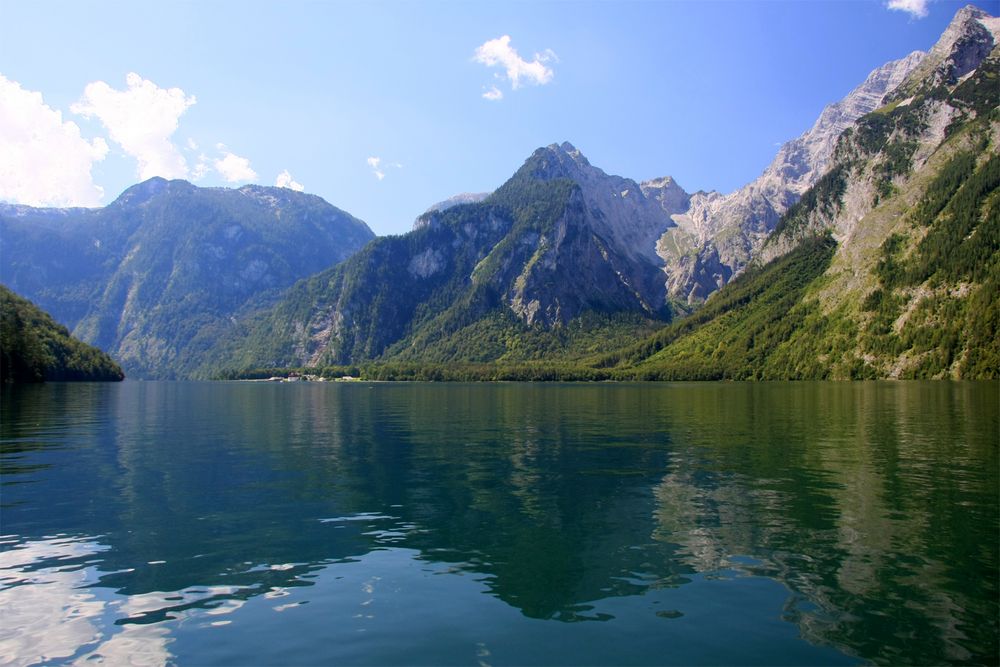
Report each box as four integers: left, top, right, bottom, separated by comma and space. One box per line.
0, 285, 124, 383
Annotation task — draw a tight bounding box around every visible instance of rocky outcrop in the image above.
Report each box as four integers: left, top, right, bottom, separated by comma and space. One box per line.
522, 142, 676, 269
888, 5, 1000, 100
758, 4, 999, 267
655, 50, 926, 303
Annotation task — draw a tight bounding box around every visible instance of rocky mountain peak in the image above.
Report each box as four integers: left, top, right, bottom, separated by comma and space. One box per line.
556, 141, 588, 162
890, 4, 997, 100
935, 4, 997, 59
514, 143, 676, 268
640, 176, 691, 216
520, 141, 596, 182
110, 176, 176, 208
655, 45, 928, 304
933, 5, 998, 57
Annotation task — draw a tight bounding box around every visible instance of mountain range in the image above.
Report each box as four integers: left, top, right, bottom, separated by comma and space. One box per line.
1, 4, 996, 381
1, 180, 373, 378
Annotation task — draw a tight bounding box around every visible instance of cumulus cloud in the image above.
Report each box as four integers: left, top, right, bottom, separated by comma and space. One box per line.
473, 36, 556, 93
482, 85, 504, 101
214, 149, 257, 183
0, 74, 109, 207
276, 169, 304, 192
189, 144, 256, 183
71, 72, 195, 180
886, 0, 929, 18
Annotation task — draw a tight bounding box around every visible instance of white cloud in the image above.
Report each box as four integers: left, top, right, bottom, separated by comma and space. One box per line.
191, 156, 211, 181
886, 0, 929, 18
365, 157, 403, 181
276, 169, 304, 192
0, 74, 109, 207
473, 36, 556, 93
482, 85, 504, 101
367, 156, 385, 181
71, 72, 196, 180
214, 150, 257, 182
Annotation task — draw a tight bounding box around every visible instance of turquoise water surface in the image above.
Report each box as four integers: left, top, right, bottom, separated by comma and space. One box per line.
1, 381, 997, 665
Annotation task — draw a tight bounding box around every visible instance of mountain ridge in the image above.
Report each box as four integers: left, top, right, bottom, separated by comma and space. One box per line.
605, 5, 999, 380
1, 4, 995, 381
202, 141, 678, 375
653, 49, 927, 304
0, 179, 375, 378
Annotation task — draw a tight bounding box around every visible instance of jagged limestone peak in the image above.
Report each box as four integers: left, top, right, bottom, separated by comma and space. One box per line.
640, 176, 691, 216
889, 4, 998, 100
655, 46, 927, 304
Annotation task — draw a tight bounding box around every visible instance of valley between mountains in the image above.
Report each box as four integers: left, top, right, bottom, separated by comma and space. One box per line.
2, 5, 997, 382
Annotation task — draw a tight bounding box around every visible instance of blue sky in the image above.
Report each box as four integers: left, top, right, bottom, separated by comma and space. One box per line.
0, 0, 991, 235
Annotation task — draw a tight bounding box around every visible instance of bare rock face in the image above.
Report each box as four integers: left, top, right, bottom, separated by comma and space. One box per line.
474, 142, 679, 327
656, 50, 926, 304
889, 4, 1000, 100
639, 176, 691, 216
754, 4, 1000, 269
525, 142, 676, 269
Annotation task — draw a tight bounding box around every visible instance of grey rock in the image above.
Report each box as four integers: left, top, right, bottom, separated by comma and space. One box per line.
657, 50, 926, 304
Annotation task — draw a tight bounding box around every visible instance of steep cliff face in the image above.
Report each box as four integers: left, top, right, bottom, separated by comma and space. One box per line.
212, 143, 676, 371
759, 4, 999, 265
487, 142, 674, 325
608, 5, 1000, 380
0, 179, 374, 378
888, 4, 1000, 100
655, 50, 926, 303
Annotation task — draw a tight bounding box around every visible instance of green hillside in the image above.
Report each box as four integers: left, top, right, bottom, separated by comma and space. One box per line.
1, 285, 124, 383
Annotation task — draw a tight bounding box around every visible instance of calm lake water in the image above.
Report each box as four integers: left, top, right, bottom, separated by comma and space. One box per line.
1, 381, 997, 666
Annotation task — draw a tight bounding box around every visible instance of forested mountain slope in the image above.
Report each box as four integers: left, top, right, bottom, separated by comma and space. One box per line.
0, 179, 373, 378
1, 285, 124, 383
205, 143, 675, 375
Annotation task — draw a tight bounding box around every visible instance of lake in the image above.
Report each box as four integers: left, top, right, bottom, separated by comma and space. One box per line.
1, 381, 996, 665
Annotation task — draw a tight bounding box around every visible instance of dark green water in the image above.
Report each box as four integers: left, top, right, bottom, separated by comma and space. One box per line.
1, 381, 996, 666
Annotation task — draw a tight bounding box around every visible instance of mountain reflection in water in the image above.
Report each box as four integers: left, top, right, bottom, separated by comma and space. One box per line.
1, 381, 996, 665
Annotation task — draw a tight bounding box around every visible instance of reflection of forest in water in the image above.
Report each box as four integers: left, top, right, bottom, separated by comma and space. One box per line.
2, 381, 997, 664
